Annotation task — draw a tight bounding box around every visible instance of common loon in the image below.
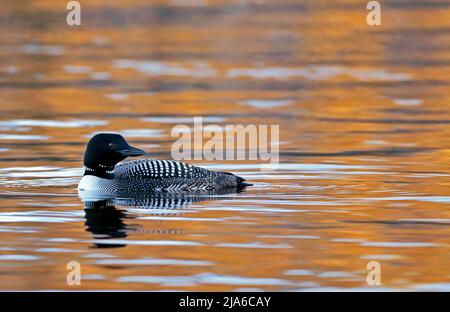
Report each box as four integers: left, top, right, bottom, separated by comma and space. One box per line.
78, 133, 251, 193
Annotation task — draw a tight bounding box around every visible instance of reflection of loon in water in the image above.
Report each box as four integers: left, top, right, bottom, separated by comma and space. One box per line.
84, 200, 129, 248
83, 190, 240, 248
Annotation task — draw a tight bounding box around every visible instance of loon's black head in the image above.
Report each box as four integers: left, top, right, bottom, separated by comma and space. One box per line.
83, 133, 147, 175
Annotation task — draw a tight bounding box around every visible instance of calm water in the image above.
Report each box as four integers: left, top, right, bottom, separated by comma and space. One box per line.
1, 0, 450, 291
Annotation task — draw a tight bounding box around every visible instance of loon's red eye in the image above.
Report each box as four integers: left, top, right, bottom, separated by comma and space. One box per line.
108, 143, 117, 148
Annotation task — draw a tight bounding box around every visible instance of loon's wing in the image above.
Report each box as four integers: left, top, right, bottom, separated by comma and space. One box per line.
114, 159, 212, 179
114, 159, 250, 190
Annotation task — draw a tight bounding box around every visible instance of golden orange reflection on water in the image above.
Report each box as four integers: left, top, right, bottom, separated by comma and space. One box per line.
0, 0, 450, 290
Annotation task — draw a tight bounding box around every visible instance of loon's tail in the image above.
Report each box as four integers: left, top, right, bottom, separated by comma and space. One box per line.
219, 171, 253, 188
236, 175, 253, 187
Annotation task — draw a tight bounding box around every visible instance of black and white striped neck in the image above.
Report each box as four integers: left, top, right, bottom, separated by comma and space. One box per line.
84, 164, 115, 179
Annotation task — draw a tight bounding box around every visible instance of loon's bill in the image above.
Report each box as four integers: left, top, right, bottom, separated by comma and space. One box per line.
77, 132, 252, 194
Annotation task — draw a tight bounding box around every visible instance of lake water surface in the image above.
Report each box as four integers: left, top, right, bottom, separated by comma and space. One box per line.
1, 0, 450, 291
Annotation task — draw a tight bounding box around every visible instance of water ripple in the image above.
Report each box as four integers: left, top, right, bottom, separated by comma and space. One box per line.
0, 255, 40, 261
0, 119, 108, 128
95, 257, 212, 266
215, 242, 293, 249
117, 273, 295, 286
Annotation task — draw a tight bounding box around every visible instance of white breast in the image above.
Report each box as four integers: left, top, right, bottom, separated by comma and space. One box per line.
78, 175, 115, 191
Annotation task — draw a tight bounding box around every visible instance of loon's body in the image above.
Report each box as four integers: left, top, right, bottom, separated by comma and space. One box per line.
78, 133, 250, 193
